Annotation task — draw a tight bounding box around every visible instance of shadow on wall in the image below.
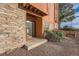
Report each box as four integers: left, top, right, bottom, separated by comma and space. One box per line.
18, 3, 26, 10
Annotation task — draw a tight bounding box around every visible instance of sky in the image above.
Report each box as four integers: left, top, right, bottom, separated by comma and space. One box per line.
60, 4, 79, 29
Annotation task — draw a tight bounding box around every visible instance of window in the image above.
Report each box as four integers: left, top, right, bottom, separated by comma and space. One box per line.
44, 21, 49, 30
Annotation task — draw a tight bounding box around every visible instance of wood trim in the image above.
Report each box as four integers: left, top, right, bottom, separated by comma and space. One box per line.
23, 3, 47, 16
26, 10, 42, 18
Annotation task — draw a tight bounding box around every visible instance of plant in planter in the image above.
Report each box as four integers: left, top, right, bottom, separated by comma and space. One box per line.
45, 30, 64, 42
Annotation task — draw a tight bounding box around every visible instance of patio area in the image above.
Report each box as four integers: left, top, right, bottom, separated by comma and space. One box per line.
0, 37, 79, 56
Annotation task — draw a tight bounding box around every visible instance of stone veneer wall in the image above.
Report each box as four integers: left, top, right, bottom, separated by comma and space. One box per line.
0, 3, 26, 53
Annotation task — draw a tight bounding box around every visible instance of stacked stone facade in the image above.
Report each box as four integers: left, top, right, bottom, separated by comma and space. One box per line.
0, 3, 26, 53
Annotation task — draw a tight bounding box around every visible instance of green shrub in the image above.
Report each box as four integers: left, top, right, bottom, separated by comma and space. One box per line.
45, 30, 64, 42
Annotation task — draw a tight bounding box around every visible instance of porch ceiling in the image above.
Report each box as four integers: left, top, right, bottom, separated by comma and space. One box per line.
23, 3, 47, 17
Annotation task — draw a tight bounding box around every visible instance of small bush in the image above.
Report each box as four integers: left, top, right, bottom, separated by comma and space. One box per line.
45, 30, 64, 42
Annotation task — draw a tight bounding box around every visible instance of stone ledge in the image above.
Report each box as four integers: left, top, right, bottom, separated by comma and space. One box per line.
22, 38, 47, 50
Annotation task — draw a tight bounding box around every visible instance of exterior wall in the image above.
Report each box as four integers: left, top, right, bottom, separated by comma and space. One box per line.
0, 3, 26, 53
43, 3, 57, 31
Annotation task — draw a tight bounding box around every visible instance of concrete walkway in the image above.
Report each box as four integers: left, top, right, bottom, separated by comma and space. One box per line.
0, 37, 79, 56
25, 38, 47, 50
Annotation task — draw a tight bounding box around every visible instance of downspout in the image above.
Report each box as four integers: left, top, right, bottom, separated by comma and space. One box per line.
57, 3, 60, 30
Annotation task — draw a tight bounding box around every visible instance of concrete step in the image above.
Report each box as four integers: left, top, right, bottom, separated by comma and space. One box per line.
23, 38, 47, 50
